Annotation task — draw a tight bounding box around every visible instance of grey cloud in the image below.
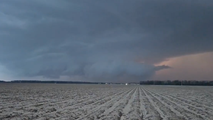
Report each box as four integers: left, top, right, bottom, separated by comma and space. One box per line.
84, 61, 167, 82
0, 0, 213, 82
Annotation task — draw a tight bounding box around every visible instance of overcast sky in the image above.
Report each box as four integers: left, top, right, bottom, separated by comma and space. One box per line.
0, 0, 213, 82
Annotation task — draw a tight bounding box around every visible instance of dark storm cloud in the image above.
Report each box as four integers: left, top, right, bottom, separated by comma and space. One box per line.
0, 0, 213, 81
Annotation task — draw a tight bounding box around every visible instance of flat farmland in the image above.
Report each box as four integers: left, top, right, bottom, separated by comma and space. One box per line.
0, 84, 213, 120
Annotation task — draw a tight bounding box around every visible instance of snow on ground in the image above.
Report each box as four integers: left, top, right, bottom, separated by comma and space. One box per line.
0, 84, 213, 120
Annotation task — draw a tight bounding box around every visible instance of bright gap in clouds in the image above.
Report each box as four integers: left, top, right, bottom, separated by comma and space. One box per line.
153, 52, 213, 80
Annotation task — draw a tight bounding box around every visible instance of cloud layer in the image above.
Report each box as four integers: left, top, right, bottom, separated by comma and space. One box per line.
0, 0, 213, 81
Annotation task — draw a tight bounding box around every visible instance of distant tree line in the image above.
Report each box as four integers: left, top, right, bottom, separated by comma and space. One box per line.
140, 80, 213, 86
0, 80, 106, 84
0, 80, 4, 83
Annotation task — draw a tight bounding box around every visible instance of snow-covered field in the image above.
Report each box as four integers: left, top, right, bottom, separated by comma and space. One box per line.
0, 84, 213, 120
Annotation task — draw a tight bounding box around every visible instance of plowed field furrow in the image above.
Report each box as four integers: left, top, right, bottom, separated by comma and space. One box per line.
140, 88, 164, 120
1, 88, 124, 111
98, 88, 136, 119
162, 94, 213, 120
143, 88, 187, 120
144, 88, 200, 120
144, 87, 211, 120
120, 87, 140, 120
145, 89, 210, 119
165, 94, 213, 113
51, 88, 132, 119
75, 87, 137, 120
138, 87, 148, 119
1, 84, 213, 120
